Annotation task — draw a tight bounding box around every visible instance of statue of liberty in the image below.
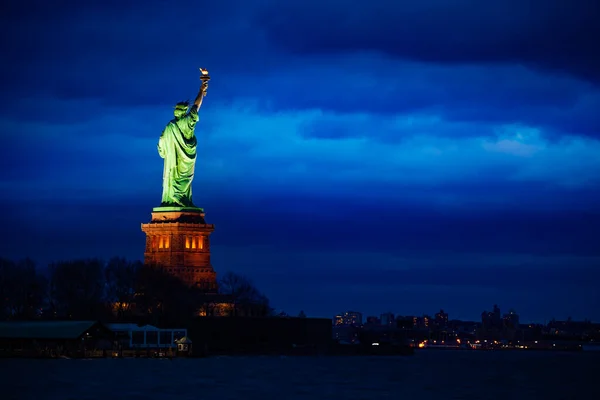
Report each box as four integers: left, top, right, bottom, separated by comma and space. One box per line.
158, 69, 210, 208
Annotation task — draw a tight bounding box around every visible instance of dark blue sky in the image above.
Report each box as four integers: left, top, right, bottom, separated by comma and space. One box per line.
1, 0, 599, 322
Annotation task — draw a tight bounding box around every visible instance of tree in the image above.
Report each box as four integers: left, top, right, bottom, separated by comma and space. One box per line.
48, 259, 106, 319
105, 257, 140, 320
218, 271, 271, 317
0, 258, 47, 320
134, 264, 199, 325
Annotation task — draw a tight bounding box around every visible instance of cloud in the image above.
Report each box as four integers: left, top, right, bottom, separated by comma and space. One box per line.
257, 0, 600, 84
2, 121, 600, 290
2, 1, 599, 145
3, 98, 600, 209
198, 104, 600, 198
4, 59, 599, 147
0, 0, 272, 104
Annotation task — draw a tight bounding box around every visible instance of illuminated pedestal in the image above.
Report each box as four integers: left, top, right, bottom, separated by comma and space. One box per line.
141, 207, 217, 291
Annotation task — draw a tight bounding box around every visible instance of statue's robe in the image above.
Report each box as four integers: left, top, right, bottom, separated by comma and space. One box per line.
158, 108, 199, 207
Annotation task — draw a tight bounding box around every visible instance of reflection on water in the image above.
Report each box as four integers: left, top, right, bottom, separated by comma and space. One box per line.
2, 351, 599, 399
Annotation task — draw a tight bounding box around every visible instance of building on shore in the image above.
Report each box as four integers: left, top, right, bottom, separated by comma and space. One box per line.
333, 311, 363, 327
0, 321, 113, 358
106, 323, 187, 350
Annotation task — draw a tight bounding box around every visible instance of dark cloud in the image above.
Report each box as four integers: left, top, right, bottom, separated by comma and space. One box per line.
1, 0, 599, 141
2, 186, 600, 264
200, 179, 600, 257
257, 0, 600, 84
286, 263, 600, 291
0, 0, 267, 107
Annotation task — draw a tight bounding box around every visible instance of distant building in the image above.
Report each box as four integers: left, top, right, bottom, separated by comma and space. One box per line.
380, 312, 395, 327
415, 316, 430, 329
503, 309, 520, 329
482, 304, 503, 330
332, 325, 360, 344
333, 311, 363, 326
395, 316, 415, 329
366, 316, 380, 325
547, 318, 594, 338
435, 309, 449, 327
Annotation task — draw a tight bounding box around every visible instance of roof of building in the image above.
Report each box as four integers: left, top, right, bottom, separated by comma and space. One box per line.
105, 323, 161, 332
175, 336, 192, 344
105, 323, 142, 332
0, 321, 100, 339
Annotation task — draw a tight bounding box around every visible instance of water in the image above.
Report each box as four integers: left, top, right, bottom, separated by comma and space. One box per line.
2, 351, 598, 399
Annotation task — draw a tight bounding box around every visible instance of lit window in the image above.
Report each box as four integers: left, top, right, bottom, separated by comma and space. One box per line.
199, 237, 204, 250
185, 237, 190, 249
159, 237, 164, 249
165, 236, 170, 249
192, 237, 196, 249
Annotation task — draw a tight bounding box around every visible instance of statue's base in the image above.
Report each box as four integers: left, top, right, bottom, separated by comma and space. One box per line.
151, 206, 206, 223
141, 206, 216, 290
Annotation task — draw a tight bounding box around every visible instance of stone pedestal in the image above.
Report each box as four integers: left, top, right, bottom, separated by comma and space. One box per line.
141, 207, 217, 291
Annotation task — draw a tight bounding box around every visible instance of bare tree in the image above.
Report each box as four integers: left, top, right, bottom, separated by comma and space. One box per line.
218, 271, 271, 317
0, 258, 47, 320
105, 257, 140, 320
134, 264, 200, 324
49, 259, 106, 319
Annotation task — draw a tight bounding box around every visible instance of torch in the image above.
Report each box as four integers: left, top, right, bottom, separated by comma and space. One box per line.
199, 68, 210, 97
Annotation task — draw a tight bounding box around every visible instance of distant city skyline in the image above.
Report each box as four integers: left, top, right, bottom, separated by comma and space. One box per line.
1, 1, 599, 322
331, 305, 596, 326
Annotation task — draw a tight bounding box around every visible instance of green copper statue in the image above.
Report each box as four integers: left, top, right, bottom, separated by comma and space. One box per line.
158, 69, 210, 208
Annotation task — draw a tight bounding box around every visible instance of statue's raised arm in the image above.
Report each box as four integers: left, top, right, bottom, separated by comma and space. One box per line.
193, 68, 210, 111
157, 69, 210, 208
